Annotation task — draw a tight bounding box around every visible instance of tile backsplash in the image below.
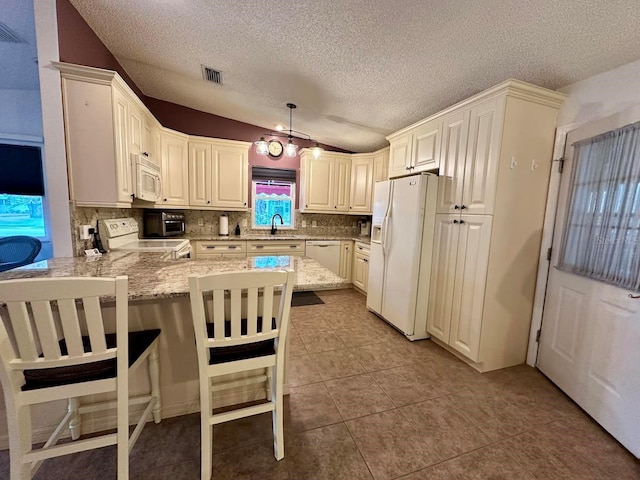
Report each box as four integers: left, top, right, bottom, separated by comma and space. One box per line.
71, 206, 367, 256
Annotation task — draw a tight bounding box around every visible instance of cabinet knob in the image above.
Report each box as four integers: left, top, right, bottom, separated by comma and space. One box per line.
460, 220, 465, 224
460, 205, 467, 210
334, 206, 337, 209
364, 258, 368, 263
207, 200, 210, 204
142, 152, 149, 157
349, 206, 352, 209
454, 205, 460, 210
244, 202, 247, 206
453, 219, 459, 224
163, 198, 167, 202
405, 166, 410, 171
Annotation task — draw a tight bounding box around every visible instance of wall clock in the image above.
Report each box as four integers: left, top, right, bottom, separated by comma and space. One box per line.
268, 140, 283, 158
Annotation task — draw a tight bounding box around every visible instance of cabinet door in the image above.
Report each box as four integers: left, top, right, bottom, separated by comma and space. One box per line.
188, 141, 213, 207
412, 120, 442, 172
437, 110, 469, 214
427, 215, 460, 343
303, 156, 334, 211
349, 156, 373, 213
112, 87, 133, 203
333, 156, 351, 212
462, 97, 503, 215
353, 253, 367, 291
143, 115, 160, 163
339, 241, 352, 281
449, 215, 492, 362
388, 133, 412, 178
160, 131, 189, 206
373, 149, 389, 183
129, 104, 144, 156
211, 144, 248, 210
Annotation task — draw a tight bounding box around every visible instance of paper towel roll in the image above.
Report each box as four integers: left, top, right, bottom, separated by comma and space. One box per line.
219, 214, 229, 236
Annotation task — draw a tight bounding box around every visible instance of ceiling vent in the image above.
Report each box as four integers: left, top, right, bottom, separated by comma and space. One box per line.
0, 22, 26, 43
201, 65, 223, 85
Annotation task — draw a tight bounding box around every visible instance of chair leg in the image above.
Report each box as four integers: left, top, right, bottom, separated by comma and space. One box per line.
200, 381, 213, 480
68, 397, 81, 440
266, 367, 273, 402
7, 403, 32, 480
271, 365, 284, 461
148, 343, 162, 424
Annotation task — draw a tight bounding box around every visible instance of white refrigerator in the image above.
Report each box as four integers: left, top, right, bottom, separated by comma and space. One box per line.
366, 173, 438, 340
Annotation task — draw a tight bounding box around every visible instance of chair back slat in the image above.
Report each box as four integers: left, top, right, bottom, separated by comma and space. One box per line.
262, 285, 274, 333
230, 289, 241, 338
212, 290, 225, 339
6, 301, 38, 361
246, 287, 258, 336
30, 300, 62, 359
57, 298, 84, 357
82, 296, 107, 354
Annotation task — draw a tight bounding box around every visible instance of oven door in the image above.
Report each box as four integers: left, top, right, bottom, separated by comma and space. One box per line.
162, 219, 185, 237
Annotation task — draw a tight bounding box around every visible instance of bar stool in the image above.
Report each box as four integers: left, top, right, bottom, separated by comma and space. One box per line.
188, 270, 294, 480
0, 276, 161, 480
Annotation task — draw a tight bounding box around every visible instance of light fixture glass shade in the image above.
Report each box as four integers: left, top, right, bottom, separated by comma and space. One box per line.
284, 139, 298, 158
311, 142, 324, 159
254, 137, 268, 155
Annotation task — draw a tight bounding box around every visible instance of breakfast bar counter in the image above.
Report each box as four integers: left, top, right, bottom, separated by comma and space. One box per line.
0, 251, 349, 302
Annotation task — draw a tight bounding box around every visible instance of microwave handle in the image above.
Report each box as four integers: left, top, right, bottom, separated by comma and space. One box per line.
157, 174, 163, 200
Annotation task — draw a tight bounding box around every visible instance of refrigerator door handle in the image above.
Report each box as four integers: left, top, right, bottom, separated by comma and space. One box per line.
382, 182, 393, 253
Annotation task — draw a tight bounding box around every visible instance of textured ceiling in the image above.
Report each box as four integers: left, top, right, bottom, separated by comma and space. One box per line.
69, 0, 640, 152
0, 0, 39, 91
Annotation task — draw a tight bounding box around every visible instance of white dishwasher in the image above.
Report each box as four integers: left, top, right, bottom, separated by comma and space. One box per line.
305, 241, 341, 275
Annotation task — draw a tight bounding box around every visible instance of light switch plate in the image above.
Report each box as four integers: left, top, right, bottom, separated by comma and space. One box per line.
312, 220, 317, 228
301, 220, 307, 227
242, 219, 248, 227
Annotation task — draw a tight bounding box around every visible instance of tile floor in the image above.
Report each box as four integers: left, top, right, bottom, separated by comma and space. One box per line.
1, 289, 639, 479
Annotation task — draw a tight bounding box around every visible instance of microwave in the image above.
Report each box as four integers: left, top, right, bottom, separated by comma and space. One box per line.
144, 210, 186, 238
132, 153, 161, 202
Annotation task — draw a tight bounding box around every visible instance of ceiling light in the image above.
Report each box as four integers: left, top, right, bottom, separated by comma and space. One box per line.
254, 103, 323, 159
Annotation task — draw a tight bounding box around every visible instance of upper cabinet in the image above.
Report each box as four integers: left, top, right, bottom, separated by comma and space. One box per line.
188, 137, 249, 210
158, 128, 189, 207
388, 119, 442, 178
58, 63, 139, 208
349, 154, 374, 213
372, 147, 389, 184
300, 152, 351, 213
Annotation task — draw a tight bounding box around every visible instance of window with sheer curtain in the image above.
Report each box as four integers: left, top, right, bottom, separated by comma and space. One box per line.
559, 121, 640, 291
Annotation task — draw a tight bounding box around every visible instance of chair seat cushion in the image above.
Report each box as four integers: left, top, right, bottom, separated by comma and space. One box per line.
206, 318, 276, 365
22, 329, 161, 391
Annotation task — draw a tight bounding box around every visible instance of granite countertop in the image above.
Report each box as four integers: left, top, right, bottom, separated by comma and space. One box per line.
189, 234, 372, 245
0, 252, 349, 303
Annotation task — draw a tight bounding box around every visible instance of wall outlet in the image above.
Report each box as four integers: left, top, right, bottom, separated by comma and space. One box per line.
79, 225, 92, 240
197, 217, 204, 226
242, 218, 248, 227
312, 220, 317, 228
301, 220, 307, 228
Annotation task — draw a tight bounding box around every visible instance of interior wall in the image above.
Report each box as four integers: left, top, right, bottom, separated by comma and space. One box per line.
558, 58, 640, 127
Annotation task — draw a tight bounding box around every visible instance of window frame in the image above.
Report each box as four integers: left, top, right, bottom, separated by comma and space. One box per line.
251, 179, 296, 230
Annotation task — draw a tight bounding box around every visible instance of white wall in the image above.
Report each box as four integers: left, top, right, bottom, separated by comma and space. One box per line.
558, 58, 640, 127
0, 89, 43, 139
33, 0, 73, 257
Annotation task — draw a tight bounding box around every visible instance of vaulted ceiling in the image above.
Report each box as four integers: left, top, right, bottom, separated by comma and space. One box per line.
68, 0, 640, 152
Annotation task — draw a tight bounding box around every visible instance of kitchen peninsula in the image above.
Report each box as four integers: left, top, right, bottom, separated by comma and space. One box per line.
0, 253, 348, 448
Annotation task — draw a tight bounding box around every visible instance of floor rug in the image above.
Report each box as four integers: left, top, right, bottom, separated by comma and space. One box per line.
291, 291, 325, 307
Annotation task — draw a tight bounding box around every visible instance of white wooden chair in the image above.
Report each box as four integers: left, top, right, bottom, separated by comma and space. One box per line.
188, 270, 294, 480
0, 276, 161, 480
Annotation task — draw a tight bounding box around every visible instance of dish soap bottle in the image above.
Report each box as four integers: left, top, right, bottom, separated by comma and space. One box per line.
234, 223, 241, 236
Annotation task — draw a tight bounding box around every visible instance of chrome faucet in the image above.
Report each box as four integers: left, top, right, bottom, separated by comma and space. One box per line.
271, 214, 284, 235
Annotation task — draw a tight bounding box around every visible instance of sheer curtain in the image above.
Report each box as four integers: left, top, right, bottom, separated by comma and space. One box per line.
559, 121, 640, 291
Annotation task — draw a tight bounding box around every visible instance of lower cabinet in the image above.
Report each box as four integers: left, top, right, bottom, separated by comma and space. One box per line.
352, 241, 370, 293
193, 241, 246, 259
339, 241, 352, 282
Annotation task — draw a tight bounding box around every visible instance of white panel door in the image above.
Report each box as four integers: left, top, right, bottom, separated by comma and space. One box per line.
303, 156, 334, 211
333, 156, 351, 212
188, 141, 212, 207
160, 131, 189, 206
129, 104, 144, 156
437, 110, 469, 214
388, 133, 412, 178
112, 87, 133, 203
449, 215, 492, 361
537, 109, 640, 457
412, 120, 442, 172
427, 214, 460, 343
349, 156, 374, 213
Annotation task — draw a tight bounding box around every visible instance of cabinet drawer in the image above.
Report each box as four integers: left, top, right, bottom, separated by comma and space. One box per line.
354, 242, 370, 256
195, 241, 246, 255
247, 241, 305, 255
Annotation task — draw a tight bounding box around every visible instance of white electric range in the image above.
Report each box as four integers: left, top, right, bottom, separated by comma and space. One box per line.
99, 218, 191, 259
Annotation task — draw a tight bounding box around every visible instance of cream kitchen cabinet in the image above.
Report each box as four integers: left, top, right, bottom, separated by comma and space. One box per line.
247, 240, 305, 256
300, 152, 351, 213
159, 128, 189, 207
339, 241, 352, 282
57, 62, 136, 207
388, 119, 441, 178
194, 240, 246, 259
143, 114, 161, 164
352, 241, 370, 293
413, 79, 566, 371
348, 155, 374, 213
373, 147, 389, 183
188, 137, 249, 210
